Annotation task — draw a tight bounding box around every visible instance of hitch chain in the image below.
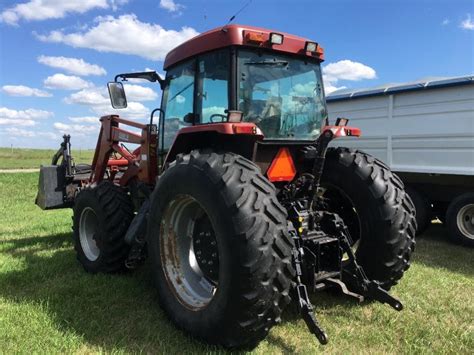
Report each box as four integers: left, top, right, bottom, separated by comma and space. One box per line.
288, 223, 328, 345
328, 214, 404, 311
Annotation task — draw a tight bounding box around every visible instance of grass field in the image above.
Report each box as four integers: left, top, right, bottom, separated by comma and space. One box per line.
0, 147, 95, 170
0, 172, 472, 354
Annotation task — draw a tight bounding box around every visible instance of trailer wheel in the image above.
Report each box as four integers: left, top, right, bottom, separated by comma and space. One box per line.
147, 150, 294, 349
405, 186, 432, 235
73, 181, 133, 273
446, 193, 474, 247
321, 148, 416, 290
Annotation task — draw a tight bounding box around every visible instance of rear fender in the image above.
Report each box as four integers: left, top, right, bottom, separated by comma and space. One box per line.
163, 123, 263, 167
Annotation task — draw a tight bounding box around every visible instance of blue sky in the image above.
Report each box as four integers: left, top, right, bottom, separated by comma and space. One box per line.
0, 0, 473, 148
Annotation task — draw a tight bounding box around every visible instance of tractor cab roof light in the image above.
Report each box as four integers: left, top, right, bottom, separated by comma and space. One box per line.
244, 31, 266, 44
335, 117, 349, 126
269, 32, 284, 45
305, 41, 319, 53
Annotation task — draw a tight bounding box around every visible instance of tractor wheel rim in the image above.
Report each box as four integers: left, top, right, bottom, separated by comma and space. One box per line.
457, 204, 474, 239
160, 195, 219, 310
79, 207, 100, 261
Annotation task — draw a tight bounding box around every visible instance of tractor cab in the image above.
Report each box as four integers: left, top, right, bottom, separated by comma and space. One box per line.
109, 25, 328, 167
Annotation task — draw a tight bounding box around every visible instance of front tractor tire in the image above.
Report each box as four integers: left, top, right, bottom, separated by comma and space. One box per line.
321, 148, 417, 290
147, 150, 294, 349
73, 181, 133, 273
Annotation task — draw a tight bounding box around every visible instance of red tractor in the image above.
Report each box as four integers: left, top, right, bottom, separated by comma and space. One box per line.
36, 25, 416, 348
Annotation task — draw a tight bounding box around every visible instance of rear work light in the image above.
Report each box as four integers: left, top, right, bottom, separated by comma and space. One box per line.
267, 147, 296, 182
269, 32, 284, 45
305, 41, 319, 53
335, 117, 349, 126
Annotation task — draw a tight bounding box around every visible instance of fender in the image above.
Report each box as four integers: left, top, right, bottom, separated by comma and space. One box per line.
163, 122, 264, 167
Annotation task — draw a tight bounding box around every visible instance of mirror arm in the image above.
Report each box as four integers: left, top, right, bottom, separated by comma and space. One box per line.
114, 71, 166, 90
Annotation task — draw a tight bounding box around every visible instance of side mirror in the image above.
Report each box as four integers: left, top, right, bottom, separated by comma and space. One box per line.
107, 82, 127, 109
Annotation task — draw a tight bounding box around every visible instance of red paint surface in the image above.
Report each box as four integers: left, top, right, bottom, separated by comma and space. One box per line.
164, 24, 324, 69
322, 125, 362, 138
177, 122, 263, 137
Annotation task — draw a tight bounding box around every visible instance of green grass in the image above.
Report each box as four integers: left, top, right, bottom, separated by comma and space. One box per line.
0, 148, 94, 170
0, 172, 473, 354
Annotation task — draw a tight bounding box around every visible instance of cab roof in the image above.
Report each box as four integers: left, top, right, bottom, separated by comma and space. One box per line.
163, 24, 324, 70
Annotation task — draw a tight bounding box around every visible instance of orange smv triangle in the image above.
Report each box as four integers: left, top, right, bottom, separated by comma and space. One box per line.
267, 147, 297, 182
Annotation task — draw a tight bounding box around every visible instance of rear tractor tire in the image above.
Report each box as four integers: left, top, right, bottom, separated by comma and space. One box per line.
321, 148, 417, 290
73, 181, 134, 273
147, 150, 294, 349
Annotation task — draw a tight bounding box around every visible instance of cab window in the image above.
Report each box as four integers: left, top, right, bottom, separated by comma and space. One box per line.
161, 49, 230, 151
162, 60, 195, 150
196, 49, 229, 124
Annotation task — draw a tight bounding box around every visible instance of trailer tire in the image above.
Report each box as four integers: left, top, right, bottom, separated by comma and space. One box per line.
405, 186, 432, 235
446, 193, 474, 247
73, 181, 133, 273
322, 148, 416, 290
147, 150, 294, 349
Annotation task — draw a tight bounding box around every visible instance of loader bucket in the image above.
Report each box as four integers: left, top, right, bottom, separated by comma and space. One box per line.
35, 165, 68, 210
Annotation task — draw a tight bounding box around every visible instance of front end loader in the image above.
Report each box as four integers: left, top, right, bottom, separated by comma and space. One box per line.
36, 24, 416, 349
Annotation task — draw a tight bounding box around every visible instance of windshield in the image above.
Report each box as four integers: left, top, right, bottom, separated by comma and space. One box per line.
238, 50, 327, 140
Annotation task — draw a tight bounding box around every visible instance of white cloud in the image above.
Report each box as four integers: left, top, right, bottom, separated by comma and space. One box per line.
0, 119, 36, 127
37, 55, 106, 76
441, 18, 450, 26
109, 0, 129, 11
36, 14, 199, 61
44, 73, 92, 90
0, 0, 109, 25
5, 127, 57, 139
0, 107, 53, 120
68, 116, 99, 123
323, 60, 376, 94
64, 87, 108, 106
324, 60, 377, 82
64, 86, 150, 119
97, 101, 149, 119
0, 107, 54, 126
324, 82, 347, 95
123, 84, 158, 101
160, 0, 184, 13
2, 85, 52, 97
460, 14, 474, 30
54, 122, 98, 136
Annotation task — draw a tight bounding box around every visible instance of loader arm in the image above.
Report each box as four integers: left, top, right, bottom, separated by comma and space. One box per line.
90, 115, 158, 186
